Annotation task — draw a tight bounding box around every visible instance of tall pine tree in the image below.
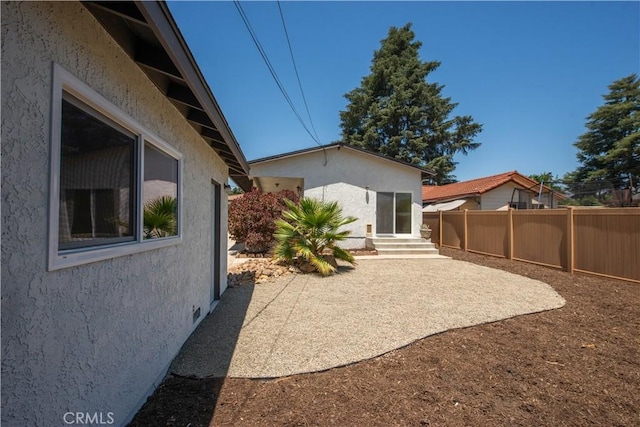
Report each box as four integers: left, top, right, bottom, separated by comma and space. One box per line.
339, 23, 482, 184
566, 74, 640, 199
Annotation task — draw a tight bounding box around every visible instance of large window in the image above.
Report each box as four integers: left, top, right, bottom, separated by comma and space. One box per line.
59, 95, 137, 249
49, 64, 182, 270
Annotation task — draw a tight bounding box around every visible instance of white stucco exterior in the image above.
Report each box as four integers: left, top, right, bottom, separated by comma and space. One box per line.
480, 183, 523, 210
250, 146, 424, 249
481, 183, 560, 210
1, 2, 231, 425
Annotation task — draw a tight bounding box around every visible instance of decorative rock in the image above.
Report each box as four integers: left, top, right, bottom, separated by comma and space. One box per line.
227, 258, 291, 285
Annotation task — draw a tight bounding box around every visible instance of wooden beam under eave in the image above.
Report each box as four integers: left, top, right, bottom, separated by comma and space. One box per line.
85, 1, 148, 26
228, 163, 247, 174
166, 83, 202, 109
187, 109, 216, 130
201, 135, 228, 152
201, 127, 226, 144
218, 152, 240, 164
135, 45, 183, 80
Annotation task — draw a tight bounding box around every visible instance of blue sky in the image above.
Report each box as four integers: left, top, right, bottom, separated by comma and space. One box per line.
168, 1, 639, 183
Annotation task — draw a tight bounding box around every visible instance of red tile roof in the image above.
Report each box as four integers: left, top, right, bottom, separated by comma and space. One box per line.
422, 171, 563, 202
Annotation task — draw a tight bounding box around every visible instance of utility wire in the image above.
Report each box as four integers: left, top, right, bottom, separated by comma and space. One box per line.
276, 0, 321, 144
233, 0, 322, 147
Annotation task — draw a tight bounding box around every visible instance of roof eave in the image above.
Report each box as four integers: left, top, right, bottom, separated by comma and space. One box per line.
251, 143, 435, 177
83, 1, 252, 191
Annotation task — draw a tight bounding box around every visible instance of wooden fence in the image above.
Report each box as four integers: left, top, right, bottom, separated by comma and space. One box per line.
423, 208, 640, 283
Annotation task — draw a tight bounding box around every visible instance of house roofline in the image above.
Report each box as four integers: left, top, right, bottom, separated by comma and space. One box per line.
250, 143, 436, 177
422, 170, 567, 203
84, 1, 252, 190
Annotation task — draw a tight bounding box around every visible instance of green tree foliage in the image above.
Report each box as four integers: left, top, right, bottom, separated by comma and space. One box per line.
339, 23, 482, 184
143, 196, 177, 239
228, 188, 299, 253
565, 74, 640, 204
274, 198, 357, 276
229, 186, 244, 195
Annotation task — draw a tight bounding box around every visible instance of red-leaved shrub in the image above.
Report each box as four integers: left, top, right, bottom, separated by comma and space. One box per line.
228, 188, 299, 253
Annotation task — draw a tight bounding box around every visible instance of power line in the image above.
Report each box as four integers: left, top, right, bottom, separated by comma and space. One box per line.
233, 0, 322, 147
276, 0, 321, 144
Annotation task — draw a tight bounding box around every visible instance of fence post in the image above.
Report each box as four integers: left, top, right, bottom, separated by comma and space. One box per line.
438, 209, 443, 247
463, 209, 468, 251
507, 208, 513, 260
566, 207, 574, 274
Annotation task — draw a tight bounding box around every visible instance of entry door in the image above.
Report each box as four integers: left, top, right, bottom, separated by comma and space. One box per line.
210, 180, 221, 304
376, 192, 412, 235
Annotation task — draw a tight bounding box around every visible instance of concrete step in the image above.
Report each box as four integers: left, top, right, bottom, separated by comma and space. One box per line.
375, 240, 436, 248
367, 238, 428, 244
365, 237, 440, 256
375, 247, 441, 255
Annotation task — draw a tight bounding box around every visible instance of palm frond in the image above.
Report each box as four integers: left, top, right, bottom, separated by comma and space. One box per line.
143, 196, 177, 238
309, 255, 337, 276
272, 197, 357, 276
331, 246, 356, 265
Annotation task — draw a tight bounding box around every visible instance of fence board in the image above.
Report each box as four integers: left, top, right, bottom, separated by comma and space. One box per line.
466, 211, 509, 257
441, 211, 464, 249
512, 210, 568, 269
573, 209, 640, 282
423, 207, 639, 284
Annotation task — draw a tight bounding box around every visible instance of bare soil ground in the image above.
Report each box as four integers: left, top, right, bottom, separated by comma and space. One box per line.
129, 248, 639, 426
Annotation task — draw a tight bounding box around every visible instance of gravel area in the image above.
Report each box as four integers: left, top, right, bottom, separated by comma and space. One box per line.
170, 258, 565, 379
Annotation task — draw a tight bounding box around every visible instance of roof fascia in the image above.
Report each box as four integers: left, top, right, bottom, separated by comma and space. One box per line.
136, 2, 250, 175
251, 143, 435, 176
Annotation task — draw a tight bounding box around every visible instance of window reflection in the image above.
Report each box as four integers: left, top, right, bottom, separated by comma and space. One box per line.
143, 143, 178, 239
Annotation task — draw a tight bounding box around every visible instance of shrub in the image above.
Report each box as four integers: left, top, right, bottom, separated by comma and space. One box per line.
228, 188, 299, 253
274, 198, 357, 276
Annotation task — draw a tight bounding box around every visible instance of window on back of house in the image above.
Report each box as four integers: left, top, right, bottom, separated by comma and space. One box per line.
59, 95, 137, 249
50, 64, 183, 270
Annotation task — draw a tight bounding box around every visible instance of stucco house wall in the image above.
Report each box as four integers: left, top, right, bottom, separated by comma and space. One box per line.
481, 183, 523, 210
481, 183, 560, 210
250, 147, 423, 248
1, 2, 229, 425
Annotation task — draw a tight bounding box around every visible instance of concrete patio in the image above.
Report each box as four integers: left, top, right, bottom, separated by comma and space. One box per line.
170, 258, 565, 379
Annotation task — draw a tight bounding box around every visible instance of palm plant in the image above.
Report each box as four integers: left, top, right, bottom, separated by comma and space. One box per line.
274, 198, 358, 276
143, 196, 177, 239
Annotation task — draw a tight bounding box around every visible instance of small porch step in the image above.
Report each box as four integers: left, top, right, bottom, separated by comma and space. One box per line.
365, 237, 439, 256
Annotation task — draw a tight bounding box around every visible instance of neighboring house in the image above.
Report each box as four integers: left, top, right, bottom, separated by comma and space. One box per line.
249, 143, 434, 249
422, 171, 565, 211
1, 2, 251, 426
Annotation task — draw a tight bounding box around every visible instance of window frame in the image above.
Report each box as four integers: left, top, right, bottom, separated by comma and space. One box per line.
48, 63, 183, 271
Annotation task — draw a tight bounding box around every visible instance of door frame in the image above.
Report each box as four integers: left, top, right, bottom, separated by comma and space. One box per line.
210, 179, 221, 307
375, 191, 413, 236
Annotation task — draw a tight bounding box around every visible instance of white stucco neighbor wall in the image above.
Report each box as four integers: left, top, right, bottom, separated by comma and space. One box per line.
481, 183, 523, 210
1, 2, 229, 425
250, 146, 423, 249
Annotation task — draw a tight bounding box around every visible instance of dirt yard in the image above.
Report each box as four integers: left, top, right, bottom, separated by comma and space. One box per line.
129, 248, 639, 426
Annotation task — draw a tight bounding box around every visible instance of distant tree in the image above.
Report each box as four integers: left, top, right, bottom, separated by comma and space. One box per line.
229, 186, 244, 195
564, 74, 640, 205
528, 172, 564, 192
339, 23, 482, 184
